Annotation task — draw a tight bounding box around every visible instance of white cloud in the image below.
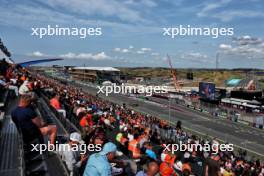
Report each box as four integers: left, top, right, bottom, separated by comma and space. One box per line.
141, 47, 152, 52
137, 50, 144, 54
180, 52, 210, 63
219, 44, 232, 50
114, 47, 131, 53
214, 10, 264, 22
27, 51, 49, 57
135, 47, 152, 54
114, 46, 154, 55
124, 0, 157, 7
121, 49, 129, 53
232, 35, 263, 46
219, 36, 264, 59
141, 0, 157, 7
44, 0, 143, 23
114, 48, 121, 52
197, 0, 264, 22
60, 52, 110, 60
27, 51, 111, 60
197, 0, 231, 18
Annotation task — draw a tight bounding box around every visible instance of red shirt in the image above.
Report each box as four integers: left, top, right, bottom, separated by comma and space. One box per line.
50, 98, 61, 110
80, 114, 93, 127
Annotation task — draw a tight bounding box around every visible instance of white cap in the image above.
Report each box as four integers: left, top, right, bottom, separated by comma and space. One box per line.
104, 119, 111, 126
161, 153, 166, 162
174, 161, 183, 171
70, 132, 83, 143
184, 152, 190, 159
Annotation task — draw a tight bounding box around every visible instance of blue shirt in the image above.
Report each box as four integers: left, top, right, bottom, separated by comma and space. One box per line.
11, 106, 40, 133
84, 153, 111, 176
136, 171, 147, 176
11, 106, 41, 141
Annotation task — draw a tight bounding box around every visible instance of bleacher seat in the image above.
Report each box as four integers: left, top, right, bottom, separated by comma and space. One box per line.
0, 116, 23, 176
0, 89, 8, 111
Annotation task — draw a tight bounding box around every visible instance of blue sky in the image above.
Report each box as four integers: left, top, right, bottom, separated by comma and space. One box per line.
0, 0, 264, 68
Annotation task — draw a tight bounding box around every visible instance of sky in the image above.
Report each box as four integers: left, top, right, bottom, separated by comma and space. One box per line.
0, 0, 264, 68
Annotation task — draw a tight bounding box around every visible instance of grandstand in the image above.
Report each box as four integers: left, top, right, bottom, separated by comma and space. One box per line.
67, 67, 120, 84
0, 59, 264, 176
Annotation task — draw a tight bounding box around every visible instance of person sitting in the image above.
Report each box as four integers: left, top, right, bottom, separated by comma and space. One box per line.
84, 142, 118, 176
79, 113, 93, 133
11, 94, 57, 144
18, 78, 33, 95
0, 75, 18, 96
50, 94, 66, 118
136, 161, 159, 176
128, 133, 141, 159
60, 132, 87, 176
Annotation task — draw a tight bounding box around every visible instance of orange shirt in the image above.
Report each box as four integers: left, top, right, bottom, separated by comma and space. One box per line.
50, 98, 61, 110
160, 162, 177, 176
182, 163, 192, 173
80, 114, 93, 127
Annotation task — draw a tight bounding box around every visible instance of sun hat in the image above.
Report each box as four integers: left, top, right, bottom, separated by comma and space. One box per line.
100, 142, 117, 155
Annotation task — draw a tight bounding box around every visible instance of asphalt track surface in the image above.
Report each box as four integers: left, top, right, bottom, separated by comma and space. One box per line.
74, 83, 264, 159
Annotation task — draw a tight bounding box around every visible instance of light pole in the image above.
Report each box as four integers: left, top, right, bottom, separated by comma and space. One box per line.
169, 94, 171, 123
83, 64, 85, 82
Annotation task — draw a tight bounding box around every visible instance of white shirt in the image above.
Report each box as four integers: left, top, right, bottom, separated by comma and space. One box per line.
19, 81, 29, 95
60, 144, 81, 172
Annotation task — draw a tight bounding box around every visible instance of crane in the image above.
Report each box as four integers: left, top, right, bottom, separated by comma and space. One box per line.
166, 54, 181, 92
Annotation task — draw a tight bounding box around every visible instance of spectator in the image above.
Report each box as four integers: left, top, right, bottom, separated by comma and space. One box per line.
136, 161, 159, 176
60, 132, 87, 176
18, 79, 32, 95
80, 113, 93, 133
0, 75, 18, 96
11, 94, 57, 144
144, 142, 157, 160
32, 74, 264, 176
50, 94, 67, 118
222, 163, 235, 176
76, 103, 86, 117
205, 154, 221, 176
84, 142, 117, 176
128, 133, 141, 159
160, 153, 177, 176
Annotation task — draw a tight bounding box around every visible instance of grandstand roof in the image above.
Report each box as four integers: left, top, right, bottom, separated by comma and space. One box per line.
71, 67, 120, 72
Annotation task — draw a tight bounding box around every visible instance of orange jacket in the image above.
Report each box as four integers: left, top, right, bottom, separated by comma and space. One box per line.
128, 139, 141, 158
160, 162, 177, 176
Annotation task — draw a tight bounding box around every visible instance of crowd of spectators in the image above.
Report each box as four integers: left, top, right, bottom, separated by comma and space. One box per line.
0, 59, 263, 176
36, 74, 264, 176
